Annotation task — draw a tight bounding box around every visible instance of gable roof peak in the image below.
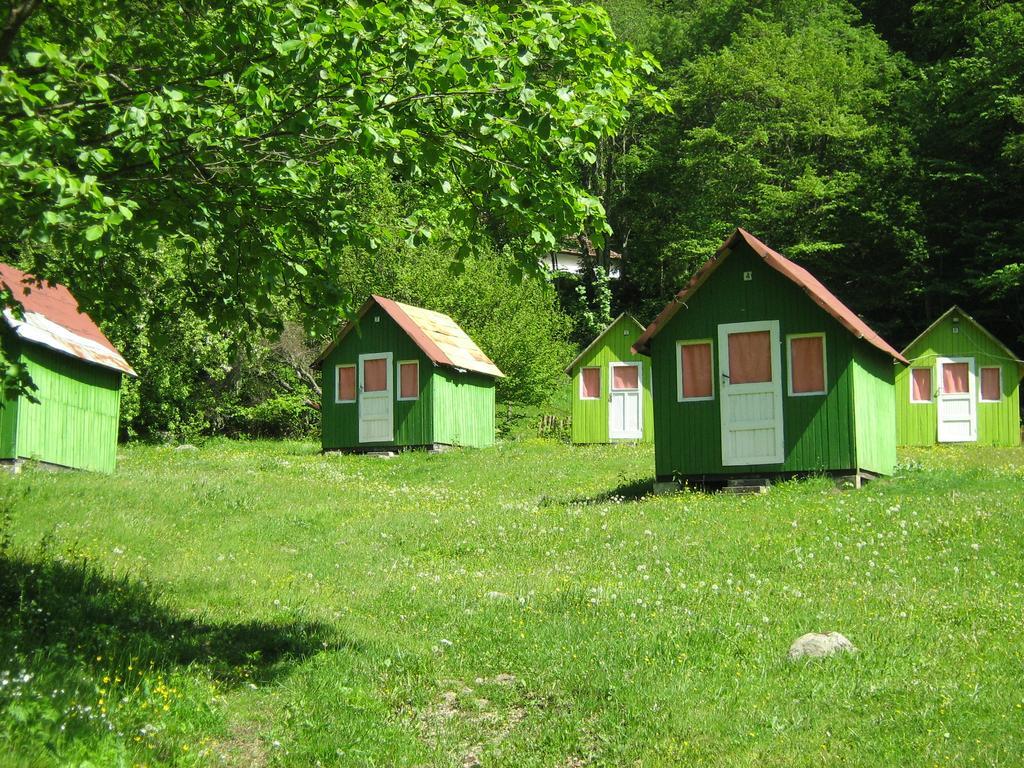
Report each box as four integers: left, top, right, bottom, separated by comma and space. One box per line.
564, 313, 645, 374
902, 305, 1024, 372
632, 228, 908, 364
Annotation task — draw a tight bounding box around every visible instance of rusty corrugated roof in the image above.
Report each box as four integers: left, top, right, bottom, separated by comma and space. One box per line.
633, 228, 908, 364
0, 263, 136, 376
314, 295, 504, 378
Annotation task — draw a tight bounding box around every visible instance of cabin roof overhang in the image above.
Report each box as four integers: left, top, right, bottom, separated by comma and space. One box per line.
632, 228, 909, 365
314, 295, 504, 378
902, 305, 1024, 379
564, 313, 646, 375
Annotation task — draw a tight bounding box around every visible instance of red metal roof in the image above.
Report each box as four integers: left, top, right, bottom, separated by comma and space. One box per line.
632, 228, 908, 364
0, 263, 136, 376
314, 295, 504, 378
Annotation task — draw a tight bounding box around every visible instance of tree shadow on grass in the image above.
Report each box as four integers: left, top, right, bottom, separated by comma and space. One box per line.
541, 475, 653, 507
0, 547, 348, 687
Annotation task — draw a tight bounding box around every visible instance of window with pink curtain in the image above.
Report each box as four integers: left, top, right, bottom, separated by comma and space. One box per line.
362, 358, 388, 392
337, 365, 356, 402
790, 336, 825, 394
580, 367, 600, 399
399, 361, 419, 399
728, 331, 772, 384
611, 365, 639, 390
680, 342, 712, 399
980, 367, 1001, 401
942, 362, 969, 394
910, 368, 932, 402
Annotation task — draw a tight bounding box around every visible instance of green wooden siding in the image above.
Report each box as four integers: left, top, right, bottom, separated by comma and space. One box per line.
851, 343, 898, 475
568, 315, 654, 444
320, 307, 434, 449
0, 335, 20, 459
432, 368, 495, 448
14, 342, 122, 473
649, 242, 894, 479
319, 306, 496, 449
896, 310, 1021, 446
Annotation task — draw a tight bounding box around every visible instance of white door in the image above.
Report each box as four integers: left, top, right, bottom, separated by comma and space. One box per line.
358, 352, 393, 443
937, 357, 976, 443
608, 362, 643, 440
718, 321, 784, 465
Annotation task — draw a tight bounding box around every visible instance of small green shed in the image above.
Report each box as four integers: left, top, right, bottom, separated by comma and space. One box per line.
633, 228, 908, 486
0, 263, 136, 473
565, 314, 653, 443
896, 306, 1022, 446
315, 295, 503, 451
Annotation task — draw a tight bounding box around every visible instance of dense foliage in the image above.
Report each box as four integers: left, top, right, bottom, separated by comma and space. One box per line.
598, 0, 1023, 349
1, 0, 1022, 438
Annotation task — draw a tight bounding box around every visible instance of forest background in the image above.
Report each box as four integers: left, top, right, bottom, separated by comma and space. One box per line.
1, 0, 1021, 441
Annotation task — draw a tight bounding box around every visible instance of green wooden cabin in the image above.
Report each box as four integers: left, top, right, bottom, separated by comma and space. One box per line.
0, 263, 136, 473
565, 314, 653, 443
633, 229, 908, 486
315, 296, 503, 451
896, 306, 1022, 446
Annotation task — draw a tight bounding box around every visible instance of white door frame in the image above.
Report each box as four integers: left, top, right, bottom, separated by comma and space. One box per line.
608, 361, 643, 440
936, 356, 976, 443
718, 320, 784, 466
358, 352, 394, 443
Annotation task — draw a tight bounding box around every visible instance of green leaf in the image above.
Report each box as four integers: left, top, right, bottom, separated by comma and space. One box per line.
85, 225, 104, 241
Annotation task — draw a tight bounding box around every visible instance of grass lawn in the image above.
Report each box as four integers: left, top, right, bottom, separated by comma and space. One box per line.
1, 439, 1023, 767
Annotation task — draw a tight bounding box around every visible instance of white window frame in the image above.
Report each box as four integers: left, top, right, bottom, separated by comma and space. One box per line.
335, 363, 357, 404
609, 361, 642, 392
786, 332, 827, 397
579, 366, 601, 400
979, 366, 1001, 403
909, 366, 933, 404
676, 339, 715, 402
396, 359, 420, 402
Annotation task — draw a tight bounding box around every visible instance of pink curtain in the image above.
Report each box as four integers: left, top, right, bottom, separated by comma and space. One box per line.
682, 343, 712, 398
790, 336, 825, 393
612, 365, 639, 390
363, 358, 388, 392
400, 362, 419, 399
337, 366, 356, 401
728, 331, 771, 384
981, 367, 1001, 401
580, 367, 600, 398
942, 362, 969, 394
911, 368, 932, 402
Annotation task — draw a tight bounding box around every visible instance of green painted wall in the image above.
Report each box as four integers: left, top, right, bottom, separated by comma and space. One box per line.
0, 335, 20, 459
13, 341, 122, 473
649, 242, 895, 479
896, 310, 1021, 446
319, 306, 496, 449
852, 343, 898, 475
568, 315, 654, 444
320, 307, 433, 449
432, 368, 495, 448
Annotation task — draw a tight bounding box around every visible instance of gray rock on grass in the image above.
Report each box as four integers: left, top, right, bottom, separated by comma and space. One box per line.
788, 631, 857, 660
